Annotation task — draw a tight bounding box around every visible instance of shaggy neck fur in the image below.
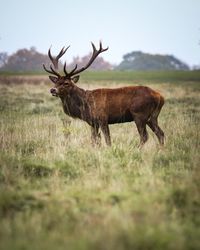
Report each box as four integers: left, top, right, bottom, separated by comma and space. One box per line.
60, 86, 91, 123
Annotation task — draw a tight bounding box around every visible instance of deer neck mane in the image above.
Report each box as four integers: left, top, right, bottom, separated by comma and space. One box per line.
60, 86, 89, 121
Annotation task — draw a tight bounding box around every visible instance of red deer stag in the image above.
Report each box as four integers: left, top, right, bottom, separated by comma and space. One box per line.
43, 42, 165, 147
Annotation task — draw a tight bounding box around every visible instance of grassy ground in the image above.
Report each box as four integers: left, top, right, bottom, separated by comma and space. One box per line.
0, 73, 200, 250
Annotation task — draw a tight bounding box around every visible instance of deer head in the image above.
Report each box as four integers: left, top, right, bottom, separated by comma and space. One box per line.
43, 42, 108, 97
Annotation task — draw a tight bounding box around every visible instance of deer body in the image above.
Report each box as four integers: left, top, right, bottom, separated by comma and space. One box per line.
43, 42, 165, 146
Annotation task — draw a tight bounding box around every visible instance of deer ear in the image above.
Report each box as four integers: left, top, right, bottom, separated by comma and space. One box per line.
72, 75, 80, 83
49, 76, 58, 83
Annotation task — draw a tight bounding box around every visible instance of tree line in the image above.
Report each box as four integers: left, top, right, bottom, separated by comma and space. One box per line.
0, 47, 192, 72
0, 47, 113, 72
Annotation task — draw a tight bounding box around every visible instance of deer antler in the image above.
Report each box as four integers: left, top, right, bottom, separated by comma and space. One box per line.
43, 41, 108, 78
67, 41, 109, 77
48, 46, 70, 70
43, 46, 70, 77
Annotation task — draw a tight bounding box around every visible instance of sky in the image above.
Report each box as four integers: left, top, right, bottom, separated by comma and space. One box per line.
0, 0, 200, 67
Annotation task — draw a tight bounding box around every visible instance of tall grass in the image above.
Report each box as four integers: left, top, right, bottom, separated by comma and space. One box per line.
0, 75, 200, 250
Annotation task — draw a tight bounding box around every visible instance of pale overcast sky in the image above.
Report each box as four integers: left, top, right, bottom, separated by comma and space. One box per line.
0, 0, 200, 66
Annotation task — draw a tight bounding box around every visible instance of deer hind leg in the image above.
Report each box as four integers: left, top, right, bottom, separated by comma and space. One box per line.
91, 124, 101, 146
134, 118, 149, 148
147, 95, 165, 146
147, 118, 164, 145
100, 123, 111, 146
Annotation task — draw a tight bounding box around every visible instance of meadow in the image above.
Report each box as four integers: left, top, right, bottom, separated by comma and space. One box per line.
0, 71, 200, 250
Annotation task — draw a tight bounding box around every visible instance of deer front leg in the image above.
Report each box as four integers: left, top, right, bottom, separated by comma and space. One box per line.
100, 123, 111, 146
91, 124, 101, 146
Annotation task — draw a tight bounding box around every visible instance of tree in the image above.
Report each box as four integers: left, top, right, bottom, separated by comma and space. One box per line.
1, 48, 50, 72
115, 51, 189, 71
0, 52, 8, 68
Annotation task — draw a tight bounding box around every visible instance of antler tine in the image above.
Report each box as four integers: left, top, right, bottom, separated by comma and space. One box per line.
69, 64, 78, 75
64, 62, 69, 76
43, 63, 53, 74
64, 62, 78, 77
50, 64, 61, 77
42, 63, 60, 77
99, 40, 109, 52
91, 42, 97, 53
48, 46, 55, 67
56, 46, 70, 60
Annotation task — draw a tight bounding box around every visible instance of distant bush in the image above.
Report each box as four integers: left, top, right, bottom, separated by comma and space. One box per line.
116, 51, 189, 71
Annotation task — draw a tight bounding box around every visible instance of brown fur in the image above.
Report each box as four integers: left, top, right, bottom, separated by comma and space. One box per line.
49, 76, 165, 146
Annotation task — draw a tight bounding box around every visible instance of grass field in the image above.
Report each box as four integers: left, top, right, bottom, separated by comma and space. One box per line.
0, 72, 200, 250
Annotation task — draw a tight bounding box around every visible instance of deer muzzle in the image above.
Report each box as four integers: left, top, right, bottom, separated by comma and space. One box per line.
50, 88, 58, 97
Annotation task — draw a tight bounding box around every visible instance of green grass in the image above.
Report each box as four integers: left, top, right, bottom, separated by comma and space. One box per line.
1, 70, 200, 83
81, 70, 200, 83
0, 74, 200, 250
